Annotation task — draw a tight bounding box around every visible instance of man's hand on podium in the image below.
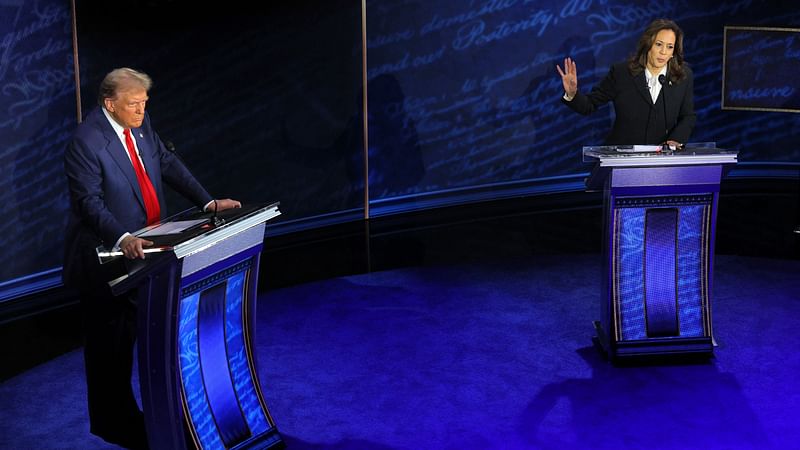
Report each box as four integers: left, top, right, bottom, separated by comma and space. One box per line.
214, 198, 242, 211
120, 235, 154, 259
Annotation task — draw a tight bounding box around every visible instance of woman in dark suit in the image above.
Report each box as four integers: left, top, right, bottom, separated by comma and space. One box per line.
557, 19, 696, 148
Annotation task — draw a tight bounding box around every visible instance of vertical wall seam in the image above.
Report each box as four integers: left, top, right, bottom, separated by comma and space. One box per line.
70, 0, 81, 123
361, 0, 369, 219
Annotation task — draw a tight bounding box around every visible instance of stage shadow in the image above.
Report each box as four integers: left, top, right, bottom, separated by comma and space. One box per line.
517, 346, 769, 449
282, 435, 399, 450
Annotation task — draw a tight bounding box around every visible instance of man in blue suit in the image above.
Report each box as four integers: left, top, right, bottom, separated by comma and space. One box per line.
64, 68, 240, 449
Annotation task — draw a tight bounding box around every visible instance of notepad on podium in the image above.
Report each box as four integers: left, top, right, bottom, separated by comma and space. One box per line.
615, 145, 663, 153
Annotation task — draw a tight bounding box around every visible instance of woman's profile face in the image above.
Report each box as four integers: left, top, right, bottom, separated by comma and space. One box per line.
646, 29, 676, 72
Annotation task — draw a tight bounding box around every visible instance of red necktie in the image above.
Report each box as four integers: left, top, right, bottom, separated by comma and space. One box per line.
123, 129, 161, 225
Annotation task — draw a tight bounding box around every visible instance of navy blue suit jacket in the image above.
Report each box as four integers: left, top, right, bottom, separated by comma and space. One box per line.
563, 62, 696, 145
63, 106, 212, 288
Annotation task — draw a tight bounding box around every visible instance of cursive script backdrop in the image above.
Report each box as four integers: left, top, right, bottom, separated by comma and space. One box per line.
723, 26, 800, 112
365, 0, 800, 206
0, 0, 75, 285
2, 0, 800, 291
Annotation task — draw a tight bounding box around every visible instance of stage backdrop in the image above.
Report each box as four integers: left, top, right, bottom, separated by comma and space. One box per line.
364, 0, 800, 212
74, 1, 366, 227
1, 0, 799, 298
0, 0, 75, 292
723, 26, 800, 112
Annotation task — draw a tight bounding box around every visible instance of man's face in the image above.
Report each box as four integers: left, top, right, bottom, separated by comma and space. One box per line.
105, 87, 148, 129
647, 29, 676, 72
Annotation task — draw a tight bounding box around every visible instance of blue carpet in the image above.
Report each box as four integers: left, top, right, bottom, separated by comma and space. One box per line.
1, 254, 799, 449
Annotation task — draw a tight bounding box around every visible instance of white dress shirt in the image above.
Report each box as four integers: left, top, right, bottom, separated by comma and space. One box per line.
644, 65, 668, 104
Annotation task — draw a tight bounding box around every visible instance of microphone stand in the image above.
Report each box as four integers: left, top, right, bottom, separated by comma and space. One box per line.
644, 77, 653, 146
658, 74, 669, 152
212, 199, 225, 227
165, 139, 224, 225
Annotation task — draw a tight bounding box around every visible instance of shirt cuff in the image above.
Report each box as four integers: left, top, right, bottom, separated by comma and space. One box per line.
113, 232, 132, 251
203, 200, 215, 212
563, 91, 575, 102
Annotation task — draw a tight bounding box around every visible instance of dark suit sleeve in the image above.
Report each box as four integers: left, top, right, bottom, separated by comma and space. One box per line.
65, 134, 129, 246
667, 68, 696, 144
562, 64, 619, 115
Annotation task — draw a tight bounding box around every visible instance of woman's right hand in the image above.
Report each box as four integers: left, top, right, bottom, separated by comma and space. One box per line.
556, 57, 578, 98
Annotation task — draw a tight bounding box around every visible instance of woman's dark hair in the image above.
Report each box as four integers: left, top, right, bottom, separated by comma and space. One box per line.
628, 19, 687, 81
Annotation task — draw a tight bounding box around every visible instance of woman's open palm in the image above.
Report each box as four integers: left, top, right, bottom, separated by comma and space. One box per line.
556, 57, 578, 97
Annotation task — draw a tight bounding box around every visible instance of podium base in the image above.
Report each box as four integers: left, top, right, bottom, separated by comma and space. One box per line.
238, 427, 285, 450
593, 321, 713, 362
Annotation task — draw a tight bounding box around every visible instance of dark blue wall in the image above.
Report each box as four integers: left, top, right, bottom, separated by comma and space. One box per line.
365, 0, 800, 202
2, 0, 799, 294
0, 0, 75, 285
75, 1, 366, 223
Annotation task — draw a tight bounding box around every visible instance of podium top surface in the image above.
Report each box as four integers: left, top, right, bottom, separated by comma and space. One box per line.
97, 201, 280, 263
583, 143, 738, 167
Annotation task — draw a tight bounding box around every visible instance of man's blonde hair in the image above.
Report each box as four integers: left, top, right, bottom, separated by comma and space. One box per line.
97, 67, 153, 106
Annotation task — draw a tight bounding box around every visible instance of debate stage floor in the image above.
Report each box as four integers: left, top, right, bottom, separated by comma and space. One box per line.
2, 253, 798, 449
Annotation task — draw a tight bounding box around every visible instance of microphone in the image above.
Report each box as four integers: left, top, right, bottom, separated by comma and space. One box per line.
164, 139, 189, 165
643, 77, 653, 146
164, 140, 221, 222
658, 74, 672, 151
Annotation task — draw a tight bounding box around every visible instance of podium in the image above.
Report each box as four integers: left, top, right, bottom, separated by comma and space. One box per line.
583, 145, 738, 360
100, 202, 284, 449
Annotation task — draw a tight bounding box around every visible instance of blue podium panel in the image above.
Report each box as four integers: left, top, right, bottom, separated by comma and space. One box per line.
179, 254, 277, 449
584, 147, 736, 359
613, 197, 710, 343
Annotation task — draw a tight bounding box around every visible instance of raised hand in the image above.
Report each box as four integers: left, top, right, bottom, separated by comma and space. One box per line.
556, 57, 578, 97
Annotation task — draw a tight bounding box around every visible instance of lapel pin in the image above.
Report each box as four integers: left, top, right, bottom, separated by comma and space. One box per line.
139, 133, 144, 138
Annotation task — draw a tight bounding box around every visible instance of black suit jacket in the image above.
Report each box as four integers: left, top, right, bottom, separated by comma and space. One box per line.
563, 62, 696, 145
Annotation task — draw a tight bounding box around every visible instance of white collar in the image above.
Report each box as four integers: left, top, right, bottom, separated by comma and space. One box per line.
102, 107, 128, 137
645, 65, 668, 86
